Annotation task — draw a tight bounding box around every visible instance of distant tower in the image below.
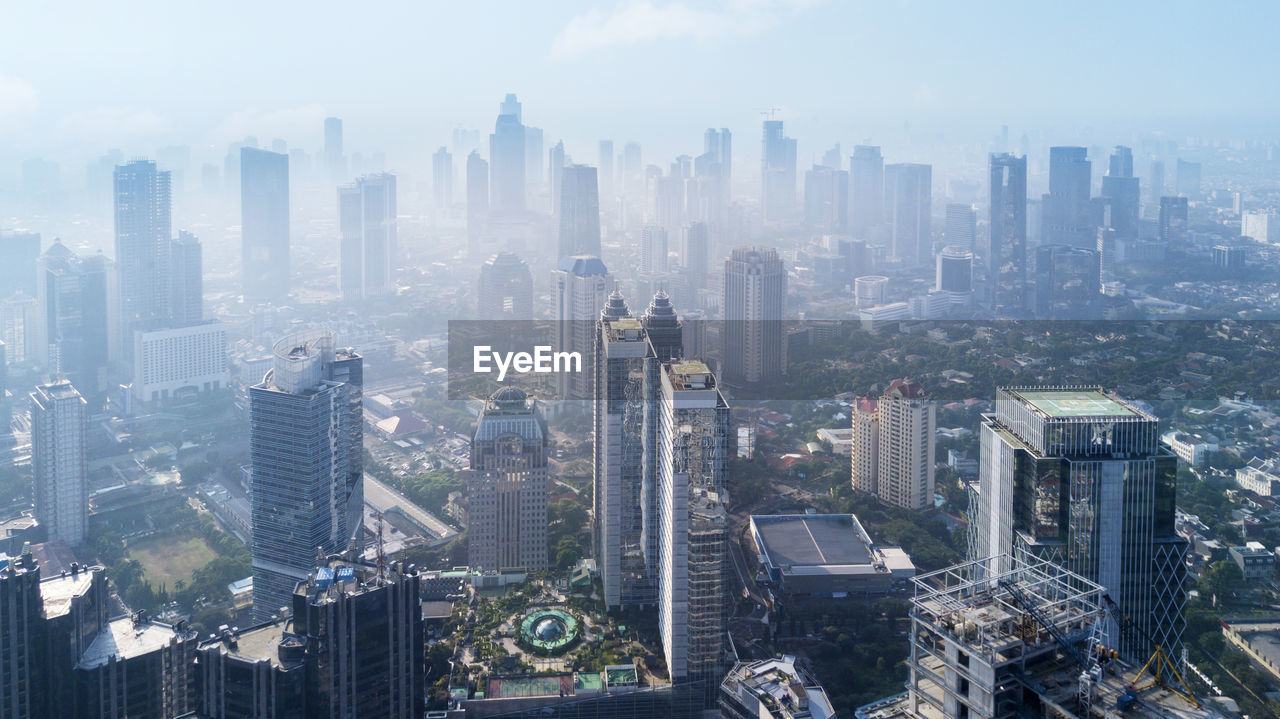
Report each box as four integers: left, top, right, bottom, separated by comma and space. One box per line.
557, 165, 601, 259
722, 247, 785, 385
548, 141, 566, 215
803, 164, 849, 233
849, 146, 884, 239
466, 151, 489, 255
31, 380, 88, 545
1043, 147, 1092, 248
987, 153, 1027, 314
240, 147, 290, 304
640, 226, 669, 275
431, 146, 453, 209
850, 396, 879, 496
169, 230, 202, 327
35, 241, 109, 397
476, 252, 533, 321
489, 100, 526, 214
113, 159, 171, 361
681, 222, 710, 291
250, 331, 363, 622
0, 229, 40, 299
704, 127, 732, 210
760, 120, 797, 222
1102, 146, 1140, 239
552, 256, 614, 399
323, 116, 344, 180
943, 203, 976, 252
598, 140, 615, 201
884, 163, 932, 266
466, 387, 549, 572
337, 173, 398, 300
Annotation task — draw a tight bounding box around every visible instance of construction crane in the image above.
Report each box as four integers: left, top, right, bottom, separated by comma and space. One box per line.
1100, 594, 1200, 710
998, 580, 1091, 668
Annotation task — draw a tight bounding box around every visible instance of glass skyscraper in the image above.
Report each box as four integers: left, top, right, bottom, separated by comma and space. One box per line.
113, 159, 171, 361
240, 147, 290, 304
557, 164, 601, 259
987, 153, 1027, 315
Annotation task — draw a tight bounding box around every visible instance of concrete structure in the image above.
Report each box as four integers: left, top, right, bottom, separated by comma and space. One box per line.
854, 275, 888, 307
987, 153, 1027, 313
849, 145, 884, 240
490, 100, 526, 214
943, 203, 975, 253
113, 159, 172, 362
31, 381, 88, 546
338, 172, 397, 300
1229, 541, 1275, 581
722, 247, 786, 385
761, 120, 797, 222
1235, 457, 1280, 497
75, 614, 198, 718
432, 145, 453, 209
466, 387, 549, 572
1241, 210, 1276, 243
558, 165, 602, 259
816, 427, 853, 455
719, 655, 835, 719
240, 147, 290, 304
552, 255, 614, 399
1161, 430, 1218, 467
859, 302, 910, 332
35, 240, 110, 396
884, 163, 932, 266
874, 379, 936, 511
851, 397, 879, 496
1222, 620, 1280, 683
750, 514, 914, 596
131, 322, 228, 403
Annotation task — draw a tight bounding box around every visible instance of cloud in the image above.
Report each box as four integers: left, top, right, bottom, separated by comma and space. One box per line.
57, 106, 169, 141
0, 74, 39, 116
207, 103, 328, 146
551, 0, 822, 59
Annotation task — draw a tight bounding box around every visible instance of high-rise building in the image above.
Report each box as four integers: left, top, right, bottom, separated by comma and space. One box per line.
240, 147, 290, 304
654, 174, 684, 240
337, 173, 397, 300
250, 331, 363, 622
131, 322, 228, 403
1147, 158, 1165, 210
524, 125, 544, 195
113, 159, 171, 360
466, 387, 549, 572
466, 150, 489, 253
943, 203, 975, 252
656, 359, 729, 696
76, 614, 198, 718
432, 146, 453, 209
681, 222, 710, 291
476, 252, 533, 321
987, 153, 1027, 314
869, 379, 935, 510
1034, 244, 1101, 319
168, 230, 203, 327
0, 230, 40, 299
1242, 209, 1277, 243
720, 656, 835, 719
1043, 147, 1093, 248
884, 163, 932, 266
598, 140, 615, 201
935, 246, 973, 298
803, 165, 849, 233
31, 380, 88, 545
1175, 159, 1201, 197
973, 387, 1186, 664
490, 102, 526, 213
761, 120, 797, 222
704, 128, 732, 210
849, 146, 884, 239
722, 247, 786, 385
850, 397, 879, 497
1101, 149, 1140, 239
641, 225, 669, 275
553, 256, 614, 399
548, 140, 566, 214
1107, 145, 1134, 177
557, 165, 601, 259
323, 116, 344, 180
1159, 195, 1189, 241
0, 294, 36, 364
622, 142, 644, 212
35, 241, 109, 396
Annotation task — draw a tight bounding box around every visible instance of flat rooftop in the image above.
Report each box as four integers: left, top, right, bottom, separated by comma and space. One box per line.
39, 567, 98, 619
1012, 389, 1137, 418
78, 617, 186, 669
200, 621, 301, 669
753, 515, 871, 568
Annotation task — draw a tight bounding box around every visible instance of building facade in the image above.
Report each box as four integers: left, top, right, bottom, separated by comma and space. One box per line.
721, 247, 786, 386
131, 322, 228, 403
31, 381, 88, 545
337, 173, 398, 300
240, 148, 291, 305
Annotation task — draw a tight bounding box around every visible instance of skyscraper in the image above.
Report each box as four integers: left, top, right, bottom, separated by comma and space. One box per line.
703, 127, 732, 211
113, 159, 171, 360
641, 225, 669, 275
1107, 145, 1134, 177
1034, 244, 1101, 319
1101, 146, 1140, 239
761, 120, 797, 222
239, 147, 290, 304
466, 150, 489, 254
35, 241, 109, 397
524, 125, 544, 195
884, 163, 932, 266
548, 140, 566, 214
432, 146, 453, 209
987, 153, 1027, 314
849, 146, 884, 239
169, 230, 202, 327
557, 165, 601, 259
935, 246, 973, 298
553, 256, 614, 399
490, 104, 526, 213
943, 203, 975, 252
722, 247, 786, 385
850, 396, 879, 497
1147, 158, 1165, 210
476, 252, 533, 321
1175, 159, 1202, 197
1159, 195, 1189, 241
0, 229, 40, 299
250, 330, 363, 622
337, 173, 397, 300
656, 359, 729, 695
973, 387, 1186, 664
323, 116, 344, 180
31, 380, 88, 545
598, 140, 615, 201
868, 378, 936, 510
803, 164, 849, 233
681, 222, 710, 291
1043, 146, 1093, 248
466, 387, 549, 572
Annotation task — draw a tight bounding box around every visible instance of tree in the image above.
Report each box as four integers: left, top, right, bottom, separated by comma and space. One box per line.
1200, 559, 1243, 601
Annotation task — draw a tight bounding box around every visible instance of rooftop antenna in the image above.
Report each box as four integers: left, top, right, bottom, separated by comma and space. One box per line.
375, 511, 387, 583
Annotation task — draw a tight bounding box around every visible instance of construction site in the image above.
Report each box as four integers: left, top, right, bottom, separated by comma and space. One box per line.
857, 554, 1226, 719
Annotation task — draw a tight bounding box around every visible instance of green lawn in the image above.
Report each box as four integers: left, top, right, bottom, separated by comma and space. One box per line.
128, 532, 218, 588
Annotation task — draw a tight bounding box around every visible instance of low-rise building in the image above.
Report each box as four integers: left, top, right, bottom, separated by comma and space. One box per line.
750, 513, 914, 597
1161, 430, 1218, 467
132, 322, 228, 403
1236, 457, 1280, 496
1230, 541, 1275, 581
719, 655, 835, 719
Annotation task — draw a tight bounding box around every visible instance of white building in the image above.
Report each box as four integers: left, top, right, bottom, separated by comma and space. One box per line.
854, 275, 888, 307
859, 302, 910, 332
552, 255, 614, 399
1242, 210, 1277, 243
1236, 458, 1280, 497
132, 322, 228, 403
31, 381, 88, 545
1161, 430, 1218, 467
876, 379, 936, 511
850, 397, 879, 495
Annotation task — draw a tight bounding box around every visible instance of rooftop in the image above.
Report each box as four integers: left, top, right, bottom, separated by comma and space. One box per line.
39, 565, 100, 619
752, 514, 872, 568
198, 620, 303, 669
1011, 388, 1138, 418
78, 616, 191, 669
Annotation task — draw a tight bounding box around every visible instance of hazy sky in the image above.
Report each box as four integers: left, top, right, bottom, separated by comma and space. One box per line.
2, 0, 1277, 165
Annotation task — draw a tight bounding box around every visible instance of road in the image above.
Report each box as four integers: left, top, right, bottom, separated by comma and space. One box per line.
363, 474, 460, 541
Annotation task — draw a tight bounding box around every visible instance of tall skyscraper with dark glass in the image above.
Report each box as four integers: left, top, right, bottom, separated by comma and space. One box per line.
240, 147, 290, 304
1034, 244, 1101, 319
884, 163, 932, 266
489, 103, 526, 214
113, 159, 171, 360
987, 153, 1027, 314
431, 146, 453, 209
250, 330, 363, 622
337, 173, 397, 300
31, 380, 88, 546
974, 387, 1185, 665
722, 246, 785, 385
557, 165, 601, 259
1043, 146, 1093, 248
35, 241, 109, 396
849, 145, 884, 239
760, 120, 797, 222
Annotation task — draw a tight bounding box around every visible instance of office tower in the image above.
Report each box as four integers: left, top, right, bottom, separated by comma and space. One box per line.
549, 140, 565, 214
622, 142, 644, 208
466, 150, 489, 253
250, 330, 363, 622
943, 203, 975, 252
0, 549, 43, 718
1242, 210, 1277, 243
803, 165, 849, 233
489, 104, 526, 213
1108, 145, 1134, 177
0, 294, 36, 364
973, 387, 1186, 663
854, 275, 888, 307
641, 226, 669, 274
655, 174, 685, 239
1175, 159, 1201, 197
113, 159, 171, 360
524, 125, 544, 193
35, 241, 109, 396
656, 360, 729, 695
76, 614, 198, 718
169, 230, 202, 326
820, 143, 842, 170
557, 165, 601, 259
589, 142, 612, 208
936, 246, 973, 297
760, 120, 797, 222
132, 322, 228, 403
1212, 244, 1247, 270
1101, 147, 1140, 240
874, 379, 935, 510
681, 222, 710, 291
1147, 158, 1165, 209
31, 380, 88, 545
500, 92, 522, 122
689, 152, 725, 228
432, 146, 453, 209
466, 387, 549, 571
884, 163, 932, 266
704, 127, 732, 209
1034, 244, 1101, 319
0, 230, 40, 299
987, 153, 1027, 314
337, 173, 397, 300
240, 147, 290, 304
1096, 227, 1117, 281
849, 146, 884, 239
323, 116, 344, 180
476, 252, 533, 321
1043, 147, 1093, 248
850, 396, 879, 496
721, 247, 786, 385
552, 256, 614, 399
1159, 196, 1189, 241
